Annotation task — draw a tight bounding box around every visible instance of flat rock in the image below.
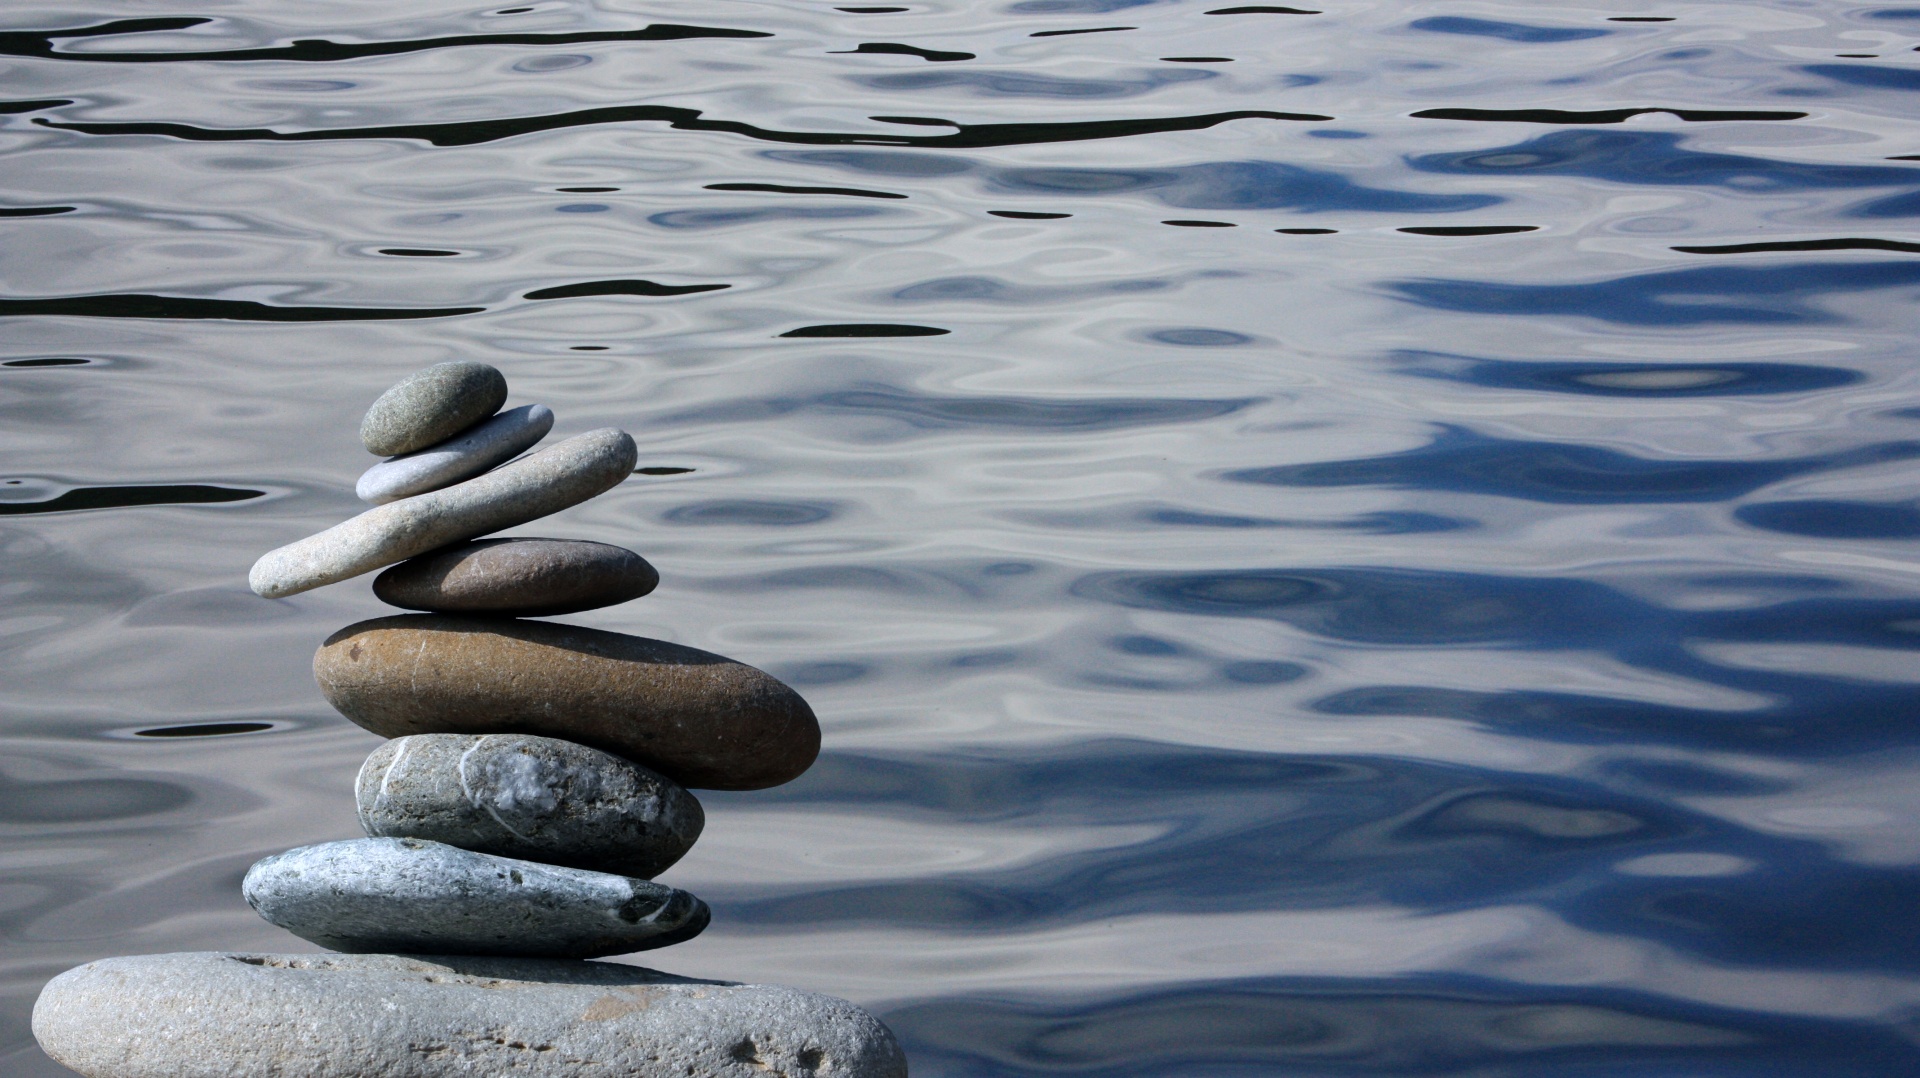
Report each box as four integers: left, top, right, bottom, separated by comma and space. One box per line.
316, 615, 819, 790
357, 403, 554, 505
373, 538, 657, 617
361, 361, 508, 456
358, 733, 702, 878
250, 428, 637, 599
243, 838, 707, 959
34, 951, 908, 1078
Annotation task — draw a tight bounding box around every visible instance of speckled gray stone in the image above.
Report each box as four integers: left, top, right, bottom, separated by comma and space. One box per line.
242, 837, 706, 959
360, 361, 508, 456
356, 404, 554, 504
33, 951, 909, 1078
372, 538, 658, 616
357, 734, 702, 878
249, 428, 637, 599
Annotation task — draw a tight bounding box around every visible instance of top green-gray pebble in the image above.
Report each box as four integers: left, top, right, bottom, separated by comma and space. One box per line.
360, 362, 509, 456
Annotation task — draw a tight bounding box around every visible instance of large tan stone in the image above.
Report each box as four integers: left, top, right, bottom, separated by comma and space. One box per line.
316, 615, 819, 790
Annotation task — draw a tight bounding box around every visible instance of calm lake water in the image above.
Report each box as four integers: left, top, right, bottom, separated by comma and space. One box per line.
7, 1, 1920, 1074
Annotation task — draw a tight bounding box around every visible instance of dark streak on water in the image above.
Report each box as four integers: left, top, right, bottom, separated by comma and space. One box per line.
0, 295, 483, 321
1412, 107, 1809, 123
523, 280, 731, 300
779, 323, 951, 338
0, 18, 770, 64
1398, 225, 1538, 235
35, 108, 1330, 150
135, 723, 275, 738
706, 182, 909, 199
0, 98, 72, 114
0, 485, 265, 515
1672, 238, 1920, 255
834, 43, 977, 63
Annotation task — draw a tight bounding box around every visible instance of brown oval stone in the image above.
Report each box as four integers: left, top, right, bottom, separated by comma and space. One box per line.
315, 615, 819, 790
373, 538, 658, 617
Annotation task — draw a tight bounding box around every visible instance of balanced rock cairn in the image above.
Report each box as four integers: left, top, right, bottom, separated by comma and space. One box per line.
34, 362, 908, 1077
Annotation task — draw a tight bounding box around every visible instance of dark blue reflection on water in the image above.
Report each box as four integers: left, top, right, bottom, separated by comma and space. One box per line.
772, 151, 1500, 211
986, 160, 1498, 212
884, 976, 1920, 1077
1410, 17, 1612, 44
1394, 353, 1865, 396
1068, 565, 1920, 757
658, 383, 1253, 440
712, 736, 1920, 975
1409, 131, 1920, 197
1391, 262, 1920, 325
1802, 65, 1920, 93
1736, 501, 1920, 539
1224, 426, 1920, 503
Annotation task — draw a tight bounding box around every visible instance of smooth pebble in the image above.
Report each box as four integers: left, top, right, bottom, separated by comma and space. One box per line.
360, 361, 507, 456
357, 733, 702, 878
356, 403, 554, 504
315, 614, 819, 790
373, 537, 657, 616
34, 951, 909, 1078
242, 837, 707, 959
249, 428, 636, 599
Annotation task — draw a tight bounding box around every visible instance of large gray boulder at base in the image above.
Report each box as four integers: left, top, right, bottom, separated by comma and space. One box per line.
315, 615, 820, 790
358, 733, 703, 878
249, 427, 637, 599
243, 838, 707, 959
360, 360, 508, 456
33, 951, 910, 1078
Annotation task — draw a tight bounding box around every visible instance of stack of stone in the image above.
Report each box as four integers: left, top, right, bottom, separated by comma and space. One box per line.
34, 363, 906, 1078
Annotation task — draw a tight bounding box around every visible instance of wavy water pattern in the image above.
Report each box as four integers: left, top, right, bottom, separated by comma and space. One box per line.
7, 3, 1920, 1077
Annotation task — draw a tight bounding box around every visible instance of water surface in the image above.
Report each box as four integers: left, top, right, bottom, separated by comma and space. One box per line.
5, 1, 1920, 1074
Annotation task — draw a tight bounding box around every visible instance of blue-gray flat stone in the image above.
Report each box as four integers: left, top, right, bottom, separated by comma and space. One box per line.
249, 427, 637, 598
34, 951, 908, 1078
356, 403, 554, 504
242, 837, 707, 959
360, 361, 507, 456
357, 733, 702, 878
372, 537, 658, 616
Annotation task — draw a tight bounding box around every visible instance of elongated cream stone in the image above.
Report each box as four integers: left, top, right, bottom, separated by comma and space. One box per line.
249, 427, 637, 599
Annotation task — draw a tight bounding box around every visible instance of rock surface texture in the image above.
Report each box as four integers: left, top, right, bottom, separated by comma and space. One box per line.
243, 838, 708, 958
360, 360, 508, 456
316, 615, 820, 790
249, 427, 638, 598
357, 403, 555, 504
373, 537, 658, 616
34, 952, 909, 1078
357, 733, 702, 878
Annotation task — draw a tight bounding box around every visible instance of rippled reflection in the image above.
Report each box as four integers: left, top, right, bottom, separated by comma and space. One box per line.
7, 1, 1920, 1074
